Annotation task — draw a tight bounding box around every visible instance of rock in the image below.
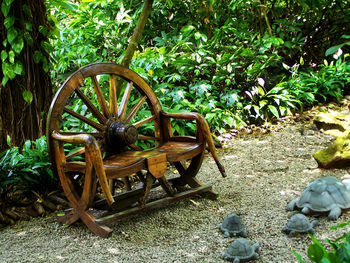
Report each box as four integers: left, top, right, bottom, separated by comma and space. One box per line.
313, 130, 350, 168
314, 112, 347, 133
33, 202, 45, 215
3, 208, 21, 220
25, 206, 39, 217
0, 211, 11, 224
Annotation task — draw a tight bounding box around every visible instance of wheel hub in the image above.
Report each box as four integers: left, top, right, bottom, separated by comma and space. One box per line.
108, 121, 138, 146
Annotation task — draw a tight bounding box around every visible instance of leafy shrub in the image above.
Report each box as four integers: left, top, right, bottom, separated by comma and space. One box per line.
283, 51, 350, 106
48, 0, 350, 136
0, 136, 56, 201
293, 222, 350, 263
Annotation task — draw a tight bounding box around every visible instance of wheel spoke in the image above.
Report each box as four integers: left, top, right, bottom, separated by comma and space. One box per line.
129, 144, 143, 151
133, 115, 156, 128
64, 108, 105, 131
65, 147, 85, 160
60, 131, 105, 138
75, 87, 107, 124
138, 135, 159, 141
124, 96, 147, 124
118, 81, 133, 119
91, 76, 110, 118
109, 74, 118, 118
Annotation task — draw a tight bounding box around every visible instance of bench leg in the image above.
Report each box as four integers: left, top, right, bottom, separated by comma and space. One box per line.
139, 173, 155, 207
58, 208, 112, 238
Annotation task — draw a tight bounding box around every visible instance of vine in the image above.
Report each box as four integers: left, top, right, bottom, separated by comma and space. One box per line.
1, 0, 52, 103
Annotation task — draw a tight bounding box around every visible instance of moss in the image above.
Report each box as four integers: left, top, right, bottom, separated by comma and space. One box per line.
313, 130, 350, 168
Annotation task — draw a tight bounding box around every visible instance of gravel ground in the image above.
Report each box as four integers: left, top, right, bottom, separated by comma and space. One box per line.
1, 121, 350, 263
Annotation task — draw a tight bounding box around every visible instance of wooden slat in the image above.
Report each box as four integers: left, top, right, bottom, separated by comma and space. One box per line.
91, 75, 110, 118
75, 87, 107, 124
118, 82, 133, 119
133, 115, 155, 128
96, 185, 212, 225
109, 74, 118, 117
124, 96, 146, 124
80, 151, 94, 208
64, 108, 105, 131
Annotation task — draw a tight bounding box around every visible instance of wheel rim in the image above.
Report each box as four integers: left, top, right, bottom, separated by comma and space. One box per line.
47, 63, 163, 206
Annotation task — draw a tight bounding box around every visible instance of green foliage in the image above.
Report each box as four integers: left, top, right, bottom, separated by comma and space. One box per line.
0, 136, 56, 200
293, 222, 350, 263
49, 0, 139, 84
1, 0, 24, 86
283, 52, 350, 106
49, 0, 350, 136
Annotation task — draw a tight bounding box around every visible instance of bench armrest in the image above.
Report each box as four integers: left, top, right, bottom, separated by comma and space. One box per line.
51, 131, 114, 205
160, 111, 226, 178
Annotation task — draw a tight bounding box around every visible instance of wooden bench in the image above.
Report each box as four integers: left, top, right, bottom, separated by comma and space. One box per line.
46, 63, 226, 237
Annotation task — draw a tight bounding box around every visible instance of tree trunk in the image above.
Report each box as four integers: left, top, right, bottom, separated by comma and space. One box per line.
0, 0, 52, 152
116, 0, 154, 96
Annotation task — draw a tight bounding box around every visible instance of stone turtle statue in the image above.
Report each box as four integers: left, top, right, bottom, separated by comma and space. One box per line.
222, 238, 259, 263
219, 213, 247, 238
287, 176, 350, 220
282, 213, 318, 237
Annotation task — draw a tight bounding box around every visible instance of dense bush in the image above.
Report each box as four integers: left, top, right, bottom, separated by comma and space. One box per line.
0, 136, 56, 202
47, 0, 350, 135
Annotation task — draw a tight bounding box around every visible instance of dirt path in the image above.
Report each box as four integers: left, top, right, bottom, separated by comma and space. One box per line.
1, 121, 350, 263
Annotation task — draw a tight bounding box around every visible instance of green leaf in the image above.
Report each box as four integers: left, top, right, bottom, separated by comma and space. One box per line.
330, 222, 350, 230
7, 27, 17, 44
53, 0, 78, 11
14, 61, 23, 75
2, 61, 15, 79
24, 21, 32, 31
327, 253, 342, 263
6, 135, 11, 147
11, 36, 24, 54
308, 243, 324, 262
291, 251, 307, 263
33, 50, 43, 63
4, 15, 15, 29
167, 0, 173, 8
22, 4, 32, 18
2, 76, 9, 86
1, 50, 8, 62
24, 32, 34, 46
325, 45, 343, 56
5, 0, 15, 6
38, 26, 48, 36
42, 57, 49, 72
268, 105, 279, 118
41, 41, 52, 53
1, 1, 11, 17
8, 50, 14, 63
284, 41, 293, 49
181, 25, 195, 36
22, 91, 33, 104
300, 56, 304, 65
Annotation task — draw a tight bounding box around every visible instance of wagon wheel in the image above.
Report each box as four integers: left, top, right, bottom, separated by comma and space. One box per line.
47, 63, 163, 217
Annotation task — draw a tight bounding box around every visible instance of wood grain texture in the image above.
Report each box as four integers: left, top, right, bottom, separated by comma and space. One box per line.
46, 63, 225, 237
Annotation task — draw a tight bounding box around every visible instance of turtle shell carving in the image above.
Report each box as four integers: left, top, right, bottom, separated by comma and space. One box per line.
282, 213, 318, 237
219, 214, 247, 238
287, 176, 350, 220
222, 238, 259, 263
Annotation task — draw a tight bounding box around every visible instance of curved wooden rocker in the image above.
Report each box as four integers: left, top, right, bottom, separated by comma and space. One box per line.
46, 63, 226, 237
